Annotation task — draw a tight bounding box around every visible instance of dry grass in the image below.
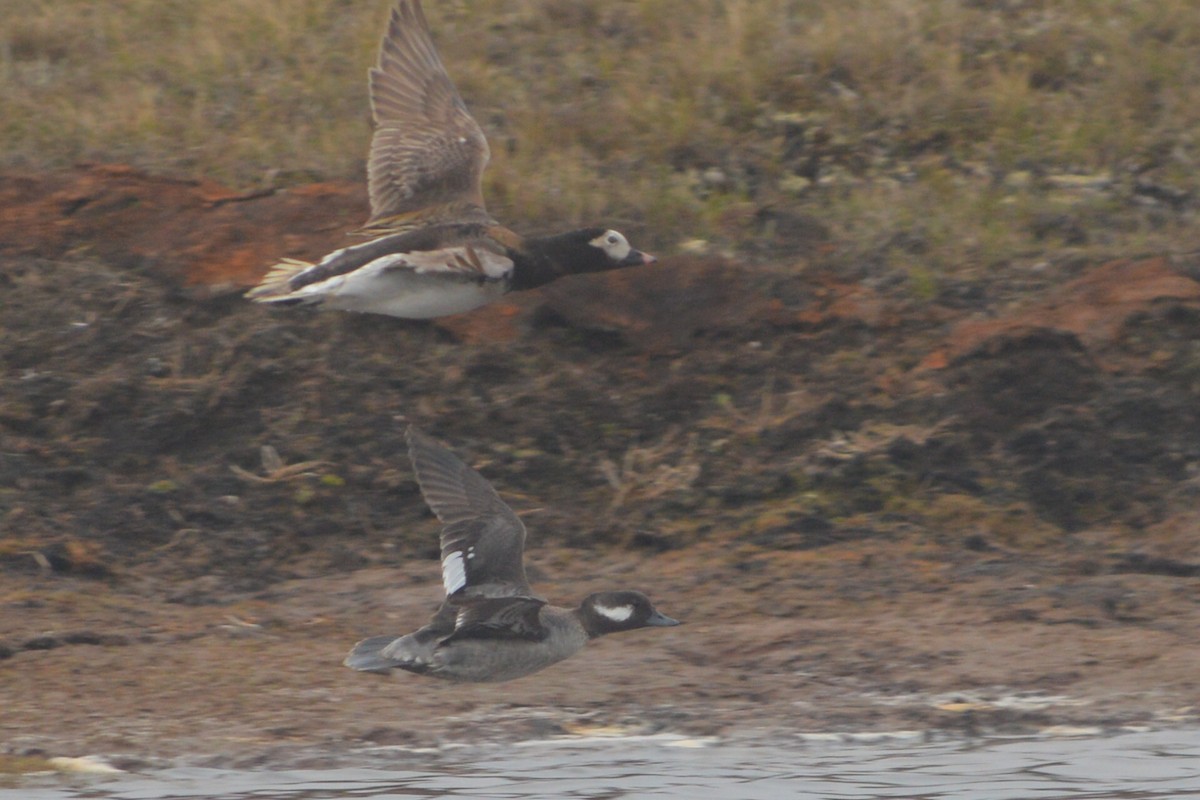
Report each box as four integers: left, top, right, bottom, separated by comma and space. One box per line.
599, 426, 701, 512
3, 0, 1200, 267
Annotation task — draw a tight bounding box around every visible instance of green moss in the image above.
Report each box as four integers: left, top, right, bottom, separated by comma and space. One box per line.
907, 266, 939, 302
3, 0, 1199, 256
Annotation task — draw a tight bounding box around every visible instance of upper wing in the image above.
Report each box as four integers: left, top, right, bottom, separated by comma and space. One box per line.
407, 427, 532, 598
366, 1, 491, 228
380, 245, 513, 280
441, 596, 548, 643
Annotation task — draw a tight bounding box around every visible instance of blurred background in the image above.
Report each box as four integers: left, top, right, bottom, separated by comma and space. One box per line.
3, 0, 1200, 769
6, 0, 1200, 260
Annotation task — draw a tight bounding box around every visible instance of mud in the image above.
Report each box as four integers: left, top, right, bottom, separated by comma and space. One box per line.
2, 166, 1199, 767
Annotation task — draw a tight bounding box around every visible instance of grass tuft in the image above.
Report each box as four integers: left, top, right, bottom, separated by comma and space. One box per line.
3, 0, 1200, 263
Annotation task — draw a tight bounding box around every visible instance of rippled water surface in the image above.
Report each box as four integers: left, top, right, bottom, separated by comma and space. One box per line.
10, 728, 1200, 799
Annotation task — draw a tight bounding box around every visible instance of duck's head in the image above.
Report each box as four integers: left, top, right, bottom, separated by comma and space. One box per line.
585, 229, 657, 269
579, 590, 680, 637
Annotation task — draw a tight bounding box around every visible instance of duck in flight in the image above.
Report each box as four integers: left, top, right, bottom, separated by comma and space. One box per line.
247, 0, 656, 319
345, 427, 680, 682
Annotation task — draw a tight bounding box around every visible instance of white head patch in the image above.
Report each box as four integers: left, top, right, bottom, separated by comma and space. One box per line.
442, 550, 466, 595
594, 603, 634, 623
589, 230, 632, 263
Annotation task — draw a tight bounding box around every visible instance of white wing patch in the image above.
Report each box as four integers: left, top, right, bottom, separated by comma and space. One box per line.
442, 550, 467, 595
594, 603, 634, 623
442, 546, 479, 595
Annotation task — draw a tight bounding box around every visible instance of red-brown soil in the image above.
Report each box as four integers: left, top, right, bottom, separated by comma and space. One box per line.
2, 166, 1199, 767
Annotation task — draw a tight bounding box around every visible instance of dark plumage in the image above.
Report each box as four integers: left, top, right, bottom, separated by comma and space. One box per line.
344, 428, 680, 683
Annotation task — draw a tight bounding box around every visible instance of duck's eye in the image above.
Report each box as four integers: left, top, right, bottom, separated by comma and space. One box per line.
607, 234, 619, 245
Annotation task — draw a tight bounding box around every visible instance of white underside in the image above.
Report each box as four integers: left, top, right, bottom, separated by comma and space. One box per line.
322, 279, 505, 318
291, 260, 508, 318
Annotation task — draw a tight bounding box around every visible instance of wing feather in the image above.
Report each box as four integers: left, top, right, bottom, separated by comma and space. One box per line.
442, 597, 548, 642
366, 1, 490, 226
407, 427, 532, 598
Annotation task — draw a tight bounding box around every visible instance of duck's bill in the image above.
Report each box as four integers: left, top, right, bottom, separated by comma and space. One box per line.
646, 610, 681, 627
621, 249, 657, 267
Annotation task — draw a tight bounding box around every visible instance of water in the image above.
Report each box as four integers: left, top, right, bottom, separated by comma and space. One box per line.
9, 728, 1200, 800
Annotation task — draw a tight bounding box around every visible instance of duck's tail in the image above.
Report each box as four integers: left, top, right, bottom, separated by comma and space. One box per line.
344, 635, 405, 674
245, 258, 314, 303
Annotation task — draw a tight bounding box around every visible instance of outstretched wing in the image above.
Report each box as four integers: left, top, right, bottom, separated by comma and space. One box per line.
407, 427, 532, 598
366, 0, 491, 229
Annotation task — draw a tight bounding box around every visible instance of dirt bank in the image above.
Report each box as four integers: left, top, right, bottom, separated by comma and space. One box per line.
2, 166, 1199, 767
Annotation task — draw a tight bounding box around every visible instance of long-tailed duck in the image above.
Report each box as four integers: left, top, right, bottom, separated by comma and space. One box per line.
247, 0, 655, 318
